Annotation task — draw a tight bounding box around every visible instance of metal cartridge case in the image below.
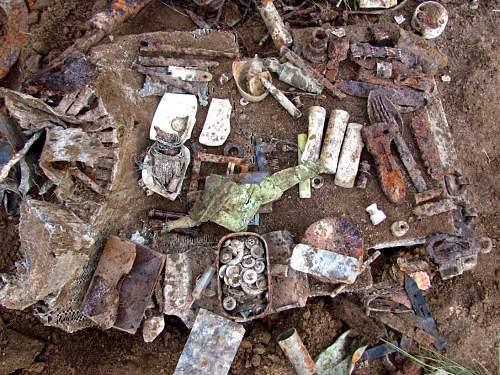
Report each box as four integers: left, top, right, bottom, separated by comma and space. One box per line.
258, 0, 293, 49
298, 133, 312, 198
260, 76, 302, 118
320, 109, 349, 174
301, 106, 326, 163
277, 328, 316, 375
334, 123, 364, 188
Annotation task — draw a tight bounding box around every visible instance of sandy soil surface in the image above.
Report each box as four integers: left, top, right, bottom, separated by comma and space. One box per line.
0, 0, 498, 374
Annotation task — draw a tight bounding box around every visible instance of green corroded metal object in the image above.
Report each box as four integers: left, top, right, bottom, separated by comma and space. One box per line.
164, 161, 321, 232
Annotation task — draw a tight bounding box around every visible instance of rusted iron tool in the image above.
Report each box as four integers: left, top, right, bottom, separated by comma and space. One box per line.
362, 122, 407, 204
0, 0, 28, 79
139, 41, 239, 59
368, 89, 428, 193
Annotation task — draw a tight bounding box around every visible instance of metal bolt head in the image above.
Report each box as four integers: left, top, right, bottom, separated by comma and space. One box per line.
254, 260, 265, 274
242, 255, 256, 268
223, 296, 237, 311
250, 244, 265, 259
242, 269, 258, 284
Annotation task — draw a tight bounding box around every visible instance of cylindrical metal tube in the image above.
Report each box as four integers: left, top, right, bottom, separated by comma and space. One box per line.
260, 76, 302, 118
277, 328, 316, 375
320, 109, 349, 174
301, 106, 326, 163
334, 123, 364, 188
297, 133, 311, 199
258, 0, 293, 49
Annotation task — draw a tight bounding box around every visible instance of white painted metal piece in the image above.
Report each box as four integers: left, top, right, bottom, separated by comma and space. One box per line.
199, 98, 232, 146
359, 0, 397, 9
167, 66, 213, 82
150, 93, 198, 142
334, 123, 364, 188
301, 106, 326, 163
320, 109, 349, 173
290, 243, 361, 284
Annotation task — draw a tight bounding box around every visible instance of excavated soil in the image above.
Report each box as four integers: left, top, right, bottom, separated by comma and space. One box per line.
0, 0, 498, 374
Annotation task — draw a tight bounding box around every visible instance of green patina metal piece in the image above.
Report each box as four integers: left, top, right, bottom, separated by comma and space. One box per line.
164, 161, 321, 232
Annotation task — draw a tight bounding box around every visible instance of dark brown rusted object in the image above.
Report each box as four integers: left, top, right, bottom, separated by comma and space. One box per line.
0, 0, 28, 79
140, 41, 239, 59
81, 236, 165, 334
263, 231, 309, 313
372, 312, 438, 348
331, 297, 384, 345
280, 46, 345, 99
304, 28, 329, 64
187, 151, 249, 202
50, 0, 154, 67
350, 43, 401, 60
413, 199, 456, 218
362, 122, 406, 204
410, 115, 445, 181
368, 90, 427, 192
136, 55, 219, 69
23, 56, 98, 95
135, 65, 200, 95
301, 217, 364, 261
414, 187, 444, 205
355, 160, 371, 189
339, 80, 425, 109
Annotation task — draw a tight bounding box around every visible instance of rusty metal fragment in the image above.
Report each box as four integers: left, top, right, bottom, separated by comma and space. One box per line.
263, 231, 310, 313
140, 40, 239, 58
368, 90, 427, 192
82, 236, 136, 329
82, 236, 165, 334
350, 43, 401, 60
50, 0, 154, 67
173, 309, 245, 375
355, 160, 371, 189
426, 234, 492, 280
331, 298, 384, 345
277, 328, 317, 375
414, 187, 444, 205
362, 122, 407, 204
372, 312, 439, 348
413, 199, 456, 218
187, 150, 249, 202
264, 58, 323, 94
339, 80, 425, 109
304, 28, 329, 64
404, 275, 447, 349
0, 200, 94, 310
0, 0, 28, 79
136, 55, 220, 69
280, 46, 345, 99
410, 115, 445, 181
302, 217, 364, 261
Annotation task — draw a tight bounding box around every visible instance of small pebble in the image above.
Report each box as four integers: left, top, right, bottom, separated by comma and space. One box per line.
251, 354, 261, 367
441, 75, 451, 82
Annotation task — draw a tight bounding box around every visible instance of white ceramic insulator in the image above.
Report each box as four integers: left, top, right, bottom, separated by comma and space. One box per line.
320, 109, 349, 173
301, 106, 326, 163
334, 123, 364, 188
366, 203, 386, 225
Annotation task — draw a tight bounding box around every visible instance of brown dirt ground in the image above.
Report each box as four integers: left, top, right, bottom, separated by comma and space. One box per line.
0, 0, 499, 374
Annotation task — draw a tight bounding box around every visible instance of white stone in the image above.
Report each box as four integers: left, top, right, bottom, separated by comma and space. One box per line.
143, 315, 165, 343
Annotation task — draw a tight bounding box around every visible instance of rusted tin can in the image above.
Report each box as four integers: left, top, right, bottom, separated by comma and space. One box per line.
217, 232, 272, 322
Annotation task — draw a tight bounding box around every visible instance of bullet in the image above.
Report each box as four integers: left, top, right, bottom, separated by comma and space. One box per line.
301, 106, 326, 163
